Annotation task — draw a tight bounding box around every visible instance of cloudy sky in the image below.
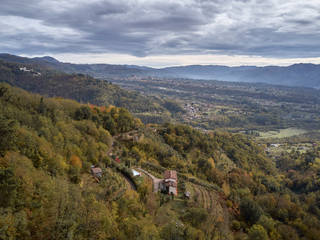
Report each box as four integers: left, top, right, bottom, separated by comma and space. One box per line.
1, 0, 320, 67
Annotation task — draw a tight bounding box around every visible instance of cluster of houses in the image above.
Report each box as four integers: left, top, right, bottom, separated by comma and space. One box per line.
184, 103, 200, 120
19, 66, 41, 76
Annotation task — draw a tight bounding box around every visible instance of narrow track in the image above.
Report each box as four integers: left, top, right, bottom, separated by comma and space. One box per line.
190, 183, 214, 209
203, 188, 211, 209
120, 172, 137, 191
136, 168, 163, 192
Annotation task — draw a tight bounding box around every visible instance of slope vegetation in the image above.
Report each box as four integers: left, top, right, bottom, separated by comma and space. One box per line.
1, 83, 320, 239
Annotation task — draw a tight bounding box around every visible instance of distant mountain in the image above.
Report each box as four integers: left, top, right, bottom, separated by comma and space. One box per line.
0, 53, 146, 78
33, 56, 60, 63
0, 53, 319, 88
159, 64, 320, 88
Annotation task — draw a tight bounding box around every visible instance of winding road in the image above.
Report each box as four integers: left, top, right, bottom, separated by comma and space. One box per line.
135, 168, 163, 192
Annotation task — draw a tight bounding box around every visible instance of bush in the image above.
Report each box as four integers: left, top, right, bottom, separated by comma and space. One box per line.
240, 197, 263, 225
248, 224, 268, 240
182, 208, 208, 228
232, 220, 241, 231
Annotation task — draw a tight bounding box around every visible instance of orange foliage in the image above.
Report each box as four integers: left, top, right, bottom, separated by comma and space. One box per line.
87, 104, 108, 113
106, 105, 116, 113
70, 155, 82, 169
99, 106, 107, 112
88, 103, 99, 113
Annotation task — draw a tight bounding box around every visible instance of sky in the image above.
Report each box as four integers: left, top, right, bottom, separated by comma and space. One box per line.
1, 0, 320, 67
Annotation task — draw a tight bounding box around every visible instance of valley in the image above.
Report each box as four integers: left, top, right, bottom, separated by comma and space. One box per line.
110, 76, 320, 135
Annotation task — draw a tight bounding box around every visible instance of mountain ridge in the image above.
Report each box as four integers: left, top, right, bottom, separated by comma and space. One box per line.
0, 53, 319, 88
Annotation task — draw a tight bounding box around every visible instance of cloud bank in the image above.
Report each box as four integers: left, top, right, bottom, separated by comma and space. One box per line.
1, 0, 320, 65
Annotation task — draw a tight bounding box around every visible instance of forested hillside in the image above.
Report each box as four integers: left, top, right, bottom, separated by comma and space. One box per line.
0, 60, 166, 114
1, 83, 320, 239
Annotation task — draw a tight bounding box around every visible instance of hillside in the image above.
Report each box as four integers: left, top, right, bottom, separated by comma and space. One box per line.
0, 60, 170, 117
0, 53, 147, 78
1, 83, 320, 239
1, 53, 319, 88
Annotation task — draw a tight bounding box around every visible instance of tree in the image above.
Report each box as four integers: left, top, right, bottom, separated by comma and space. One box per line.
160, 222, 184, 240
102, 114, 117, 135
240, 198, 263, 225
74, 106, 92, 120
0, 168, 18, 208
305, 151, 316, 166
248, 224, 269, 240
0, 117, 17, 156
70, 155, 82, 169
184, 226, 205, 240
117, 108, 135, 133
182, 208, 208, 228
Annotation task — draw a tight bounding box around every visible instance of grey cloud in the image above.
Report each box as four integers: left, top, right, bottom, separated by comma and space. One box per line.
0, 0, 320, 58
288, 19, 313, 26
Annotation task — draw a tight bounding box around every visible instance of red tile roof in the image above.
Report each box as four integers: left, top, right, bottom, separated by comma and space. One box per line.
164, 170, 177, 180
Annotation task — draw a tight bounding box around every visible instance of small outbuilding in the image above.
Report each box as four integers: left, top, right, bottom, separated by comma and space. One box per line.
91, 166, 103, 178
184, 191, 191, 199
132, 169, 141, 177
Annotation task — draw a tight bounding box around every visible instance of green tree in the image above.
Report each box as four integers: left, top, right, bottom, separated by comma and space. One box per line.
182, 208, 208, 228
248, 224, 269, 240
0, 117, 17, 156
74, 106, 92, 120
240, 198, 263, 225
0, 168, 18, 208
102, 114, 117, 135
160, 222, 184, 240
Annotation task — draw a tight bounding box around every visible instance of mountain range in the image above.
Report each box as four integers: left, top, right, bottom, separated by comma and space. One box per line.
0, 53, 319, 88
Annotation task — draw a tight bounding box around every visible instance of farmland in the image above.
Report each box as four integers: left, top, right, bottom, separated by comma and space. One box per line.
110, 76, 320, 135
257, 128, 309, 139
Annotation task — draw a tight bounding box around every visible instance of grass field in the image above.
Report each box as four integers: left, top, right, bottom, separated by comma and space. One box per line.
258, 128, 309, 139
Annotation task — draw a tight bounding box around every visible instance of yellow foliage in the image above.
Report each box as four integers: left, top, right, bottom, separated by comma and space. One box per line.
222, 182, 231, 197
134, 118, 143, 127
56, 155, 69, 171
125, 189, 140, 200
208, 157, 215, 168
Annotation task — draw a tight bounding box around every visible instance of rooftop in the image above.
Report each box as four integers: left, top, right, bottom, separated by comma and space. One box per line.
164, 170, 177, 180
91, 167, 102, 174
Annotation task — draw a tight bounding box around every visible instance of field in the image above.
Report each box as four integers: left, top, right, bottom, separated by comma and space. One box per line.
185, 182, 224, 211
258, 128, 309, 139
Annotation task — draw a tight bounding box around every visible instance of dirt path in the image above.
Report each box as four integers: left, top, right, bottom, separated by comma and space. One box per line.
136, 168, 163, 192
190, 183, 213, 209
202, 188, 209, 209
120, 172, 137, 191
192, 185, 203, 206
